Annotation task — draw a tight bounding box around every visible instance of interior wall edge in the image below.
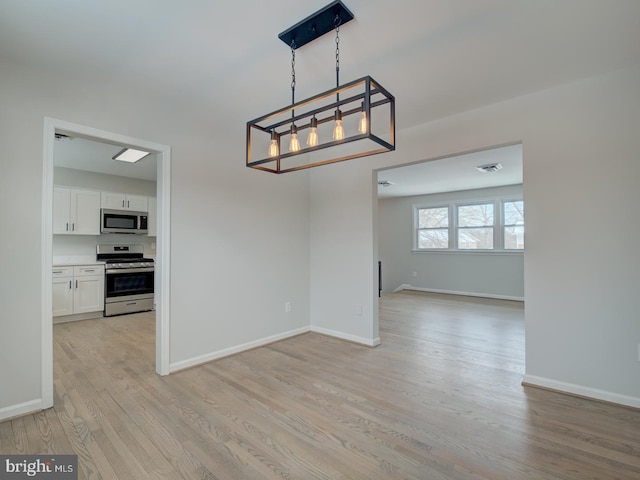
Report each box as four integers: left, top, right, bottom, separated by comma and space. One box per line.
168, 326, 311, 373
398, 286, 524, 302
522, 374, 640, 410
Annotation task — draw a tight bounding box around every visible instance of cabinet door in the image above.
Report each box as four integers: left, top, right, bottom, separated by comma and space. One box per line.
126, 194, 148, 211
53, 187, 71, 234
71, 189, 101, 235
52, 276, 74, 316
101, 191, 126, 209
73, 275, 104, 314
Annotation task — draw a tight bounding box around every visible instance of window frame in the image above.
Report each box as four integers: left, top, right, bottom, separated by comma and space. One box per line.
501, 198, 525, 251
415, 205, 451, 250
455, 201, 496, 251
413, 196, 524, 253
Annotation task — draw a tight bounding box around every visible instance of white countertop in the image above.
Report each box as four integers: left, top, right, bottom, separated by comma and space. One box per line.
53, 255, 105, 266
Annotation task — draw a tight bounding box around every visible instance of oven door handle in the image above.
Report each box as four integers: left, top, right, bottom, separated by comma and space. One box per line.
105, 267, 155, 274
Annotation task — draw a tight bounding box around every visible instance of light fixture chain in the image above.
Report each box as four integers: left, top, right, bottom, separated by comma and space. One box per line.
291, 40, 296, 97
290, 39, 296, 120
335, 15, 341, 89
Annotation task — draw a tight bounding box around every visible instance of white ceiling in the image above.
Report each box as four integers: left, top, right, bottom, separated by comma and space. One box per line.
377, 144, 522, 198
2, 0, 639, 182
53, 136, 158, 182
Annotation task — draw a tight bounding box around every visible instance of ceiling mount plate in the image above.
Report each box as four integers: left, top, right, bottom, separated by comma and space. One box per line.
278, 0, 354, 49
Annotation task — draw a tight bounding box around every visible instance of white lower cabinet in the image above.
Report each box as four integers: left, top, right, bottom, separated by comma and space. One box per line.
52, 272, 74, 317
53, 265, 105, 320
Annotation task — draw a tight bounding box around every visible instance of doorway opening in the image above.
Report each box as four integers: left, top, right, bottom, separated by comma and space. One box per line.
41, 117, 171, 409
373, 143, 524, 348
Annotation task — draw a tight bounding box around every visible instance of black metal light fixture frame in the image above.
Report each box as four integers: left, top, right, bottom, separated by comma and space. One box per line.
246, 1, 395, 174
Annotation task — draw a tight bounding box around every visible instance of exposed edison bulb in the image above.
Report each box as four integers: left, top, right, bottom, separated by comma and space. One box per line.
268, 131, 279, 158
333, 110, 345, 140
358, 111, 368, 134
289, 125, 300, 152
307, 117, 319, 146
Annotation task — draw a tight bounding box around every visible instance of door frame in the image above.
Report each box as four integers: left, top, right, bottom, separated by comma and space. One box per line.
41, 117, 171, 408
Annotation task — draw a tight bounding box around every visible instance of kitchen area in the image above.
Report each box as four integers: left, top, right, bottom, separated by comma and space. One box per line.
52, 134, 158, 324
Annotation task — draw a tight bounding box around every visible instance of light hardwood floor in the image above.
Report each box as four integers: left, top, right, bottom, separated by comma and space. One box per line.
2, 291, 639, 479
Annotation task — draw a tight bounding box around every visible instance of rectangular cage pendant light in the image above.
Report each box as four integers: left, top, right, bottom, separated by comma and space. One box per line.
246, 1, 395, 174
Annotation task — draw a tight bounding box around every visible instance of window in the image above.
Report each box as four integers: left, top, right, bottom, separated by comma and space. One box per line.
417, 206, 449, 248
503, 200, 524, 249
414, 196, 524, 252
457, 203, 494, 249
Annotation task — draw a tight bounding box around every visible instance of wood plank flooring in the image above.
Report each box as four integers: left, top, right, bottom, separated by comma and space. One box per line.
2, 290, 639, 479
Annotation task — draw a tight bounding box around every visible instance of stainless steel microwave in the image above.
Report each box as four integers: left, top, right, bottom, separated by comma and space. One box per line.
100, 209, 148, 234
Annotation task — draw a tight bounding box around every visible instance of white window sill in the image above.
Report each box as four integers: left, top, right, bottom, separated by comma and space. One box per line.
411, 249, 524, 255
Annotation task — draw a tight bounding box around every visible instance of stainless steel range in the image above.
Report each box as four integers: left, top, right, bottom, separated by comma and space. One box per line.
97, 244, 154, 316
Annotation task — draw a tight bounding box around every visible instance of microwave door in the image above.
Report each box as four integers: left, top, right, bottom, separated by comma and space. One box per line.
101, 209, 140, 233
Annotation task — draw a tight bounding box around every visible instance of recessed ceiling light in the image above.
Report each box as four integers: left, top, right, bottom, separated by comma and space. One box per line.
476, 163, 503, 173
112, 148, 150, 163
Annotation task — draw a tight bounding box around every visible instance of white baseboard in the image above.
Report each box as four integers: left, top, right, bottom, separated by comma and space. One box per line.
393, 284, 524, 302
393, 284, 412, 293
310, 326, 381, 347
0, 398, 43, 422
522, 374, 640, 409
169, 326, 310, 373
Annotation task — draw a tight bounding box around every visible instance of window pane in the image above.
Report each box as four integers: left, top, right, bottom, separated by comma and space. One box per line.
458, 204, 494, 227
418, 207, 448, 228
418, 229, 448, 249
458, 227, 494, 249
504, 201, 524, 225
504, 226, 525, 249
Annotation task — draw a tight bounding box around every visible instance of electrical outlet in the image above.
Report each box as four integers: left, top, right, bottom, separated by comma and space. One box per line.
355, 304, 363, 316
151, 242, 156, 250
285, 302, 292, 313
412, 271, 417, 277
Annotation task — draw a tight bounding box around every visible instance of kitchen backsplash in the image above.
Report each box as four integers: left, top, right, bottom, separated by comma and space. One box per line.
53, 234, 156, 259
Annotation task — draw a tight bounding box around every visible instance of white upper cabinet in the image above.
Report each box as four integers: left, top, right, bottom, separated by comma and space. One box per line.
53, 187, 101, 235
101, 192, 148, 211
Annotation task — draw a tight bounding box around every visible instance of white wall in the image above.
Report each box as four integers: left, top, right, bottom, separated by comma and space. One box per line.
0, 59, 311, 418
310, 162, 379, 346
309, 66, 640, 406
378, 185, 524, 299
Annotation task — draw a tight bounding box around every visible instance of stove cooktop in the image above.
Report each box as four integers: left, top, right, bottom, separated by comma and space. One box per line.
97, 244, 154, 269
103, 257, 154, 263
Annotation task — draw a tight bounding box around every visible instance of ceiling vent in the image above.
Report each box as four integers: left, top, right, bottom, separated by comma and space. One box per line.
476, 163, 503, 173
378, 180, 394, 187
